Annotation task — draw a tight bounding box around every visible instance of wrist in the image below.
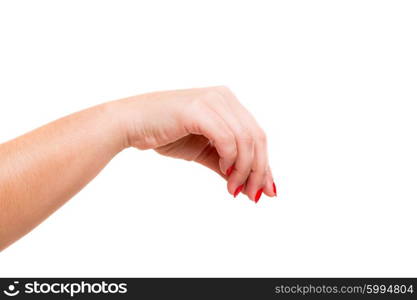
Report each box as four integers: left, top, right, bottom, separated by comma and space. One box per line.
98, 100, 132, 152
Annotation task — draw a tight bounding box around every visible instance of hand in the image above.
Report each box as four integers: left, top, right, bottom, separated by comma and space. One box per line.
116, 86, 277, 202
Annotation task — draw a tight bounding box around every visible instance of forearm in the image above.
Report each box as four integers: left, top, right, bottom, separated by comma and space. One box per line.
0, 101, 126, 250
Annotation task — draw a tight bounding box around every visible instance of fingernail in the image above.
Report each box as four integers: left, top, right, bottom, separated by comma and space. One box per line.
272, 182, 277, 196
226, 165, 234, 177
255, 188, 263, 203
233, 184, 244, 198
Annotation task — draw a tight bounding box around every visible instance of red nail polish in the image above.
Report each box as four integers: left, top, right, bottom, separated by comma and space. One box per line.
226, 165, 234, 176
272, 182, 277, 196
255, 188, 263, 203
233, 184, 244, 198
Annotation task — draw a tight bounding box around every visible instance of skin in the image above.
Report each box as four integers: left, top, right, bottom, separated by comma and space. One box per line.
0, 86, 276, 251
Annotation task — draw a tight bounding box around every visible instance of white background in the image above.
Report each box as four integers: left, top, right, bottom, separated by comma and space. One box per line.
0, 0, 416, 277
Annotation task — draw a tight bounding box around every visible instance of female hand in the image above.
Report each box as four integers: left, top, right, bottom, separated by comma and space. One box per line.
116, 86, 276, 202
0, 86, 275, 250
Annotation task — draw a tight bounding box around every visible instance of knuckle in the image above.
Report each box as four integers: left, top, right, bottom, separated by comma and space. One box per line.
257, 129, 267, 144
215, 86, 236, 102
216, 133, 234, 150
237, 131, 254, 146
202, 88, 224, 104
251, 164, 268, 174
223, 150, 237, 162
214, 85, 231, 94
214, 135, 237, 158
224, 143, 238, 158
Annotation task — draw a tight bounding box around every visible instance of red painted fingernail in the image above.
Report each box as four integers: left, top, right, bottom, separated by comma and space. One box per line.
272, 182, 277, 196
255, 188, 263, 203
226, 165, 234, 176
233, 184, 244, 198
